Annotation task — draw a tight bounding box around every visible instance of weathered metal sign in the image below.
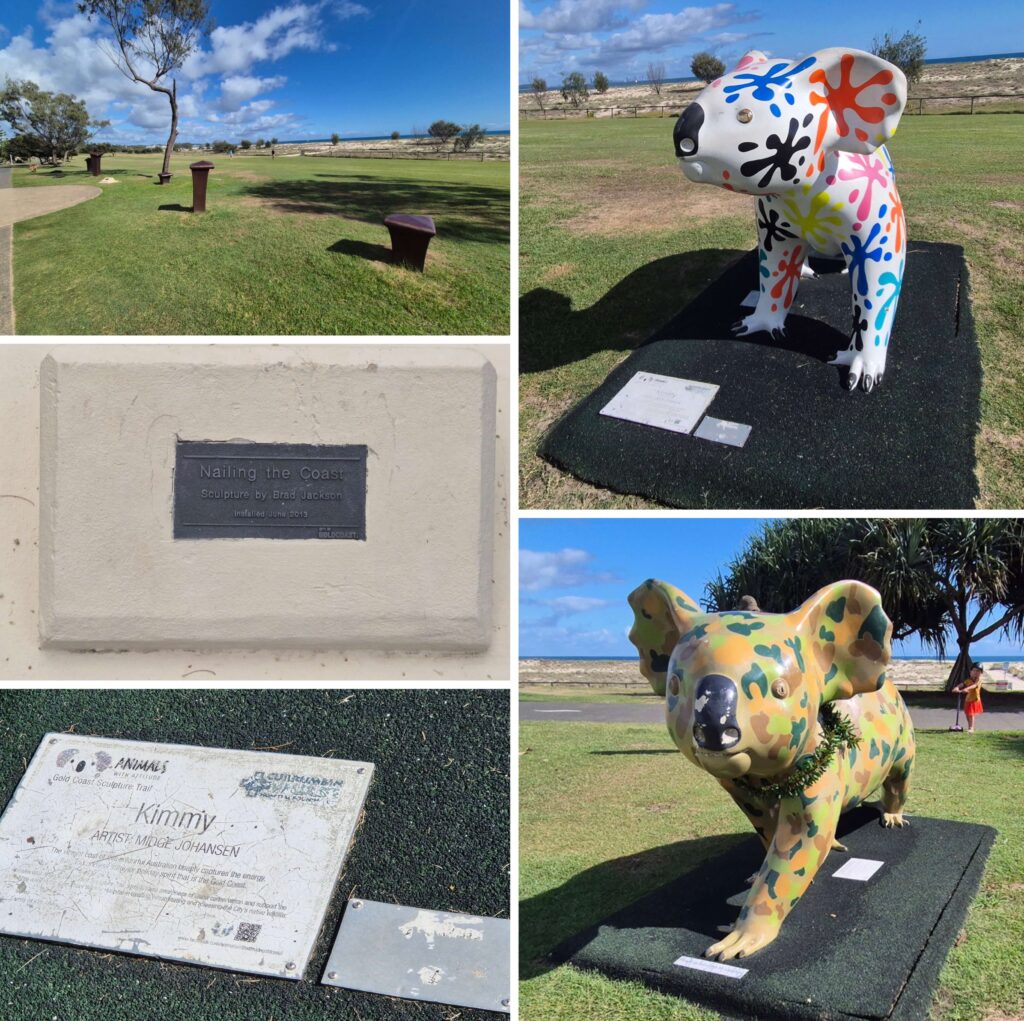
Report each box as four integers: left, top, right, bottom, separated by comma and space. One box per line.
0, 734, 373, 978
322, 899, 510, 1012
173, 440, 368, 539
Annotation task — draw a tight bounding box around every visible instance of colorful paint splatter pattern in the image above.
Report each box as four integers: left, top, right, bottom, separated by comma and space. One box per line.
674, 47, 908, 391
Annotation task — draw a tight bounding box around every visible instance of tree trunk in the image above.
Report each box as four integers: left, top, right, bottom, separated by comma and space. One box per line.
944, 641, 973, 692
161, 81, 178, 177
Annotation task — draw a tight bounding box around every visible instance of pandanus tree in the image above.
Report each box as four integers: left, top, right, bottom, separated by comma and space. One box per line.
78, 0, 211, 180
706, 518, 1024, 691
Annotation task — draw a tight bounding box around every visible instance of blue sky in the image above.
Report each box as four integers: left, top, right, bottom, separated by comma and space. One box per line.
0, 0, 509, 144
519, 518, 1024, 661
519, 0, 1024, 84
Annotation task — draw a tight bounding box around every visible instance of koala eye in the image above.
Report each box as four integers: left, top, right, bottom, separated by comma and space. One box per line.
771, 679, 789, 699
737, 108, 753, 124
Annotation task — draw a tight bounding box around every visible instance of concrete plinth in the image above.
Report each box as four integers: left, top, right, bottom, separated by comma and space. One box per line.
36, 345, 499, 656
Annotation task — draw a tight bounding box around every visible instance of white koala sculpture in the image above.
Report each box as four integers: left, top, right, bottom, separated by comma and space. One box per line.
675, 49, 907, 392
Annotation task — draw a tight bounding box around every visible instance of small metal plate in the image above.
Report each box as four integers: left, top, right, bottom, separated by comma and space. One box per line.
0, 733, 373, 979
322, 900, 510, 1012
693, 416, 752, 448
173, 440, 367, 539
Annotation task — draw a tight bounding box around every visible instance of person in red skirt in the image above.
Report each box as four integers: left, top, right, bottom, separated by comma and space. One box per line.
954, 662, 985, 733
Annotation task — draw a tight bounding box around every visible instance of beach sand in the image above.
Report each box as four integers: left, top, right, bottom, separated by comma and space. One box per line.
520, 57, 1024, 116
519, 658, 1024, 692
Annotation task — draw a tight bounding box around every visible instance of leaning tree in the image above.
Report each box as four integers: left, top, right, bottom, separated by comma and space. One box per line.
706, 518, 1024, 691
78, 0, 211, 180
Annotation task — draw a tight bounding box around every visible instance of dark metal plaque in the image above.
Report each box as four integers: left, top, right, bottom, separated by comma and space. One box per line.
174, 441, 366, 540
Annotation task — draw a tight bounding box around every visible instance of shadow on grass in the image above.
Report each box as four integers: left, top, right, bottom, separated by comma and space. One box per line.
241, 173, 509, 244
327, 238, 393, 263
520, 248, 745, 373
520, 833, 746, 979
590, 749, 677, 756
158, 203, 192, 213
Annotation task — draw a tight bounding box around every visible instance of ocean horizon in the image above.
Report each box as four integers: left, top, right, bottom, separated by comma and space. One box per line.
518, 51, 1024, 91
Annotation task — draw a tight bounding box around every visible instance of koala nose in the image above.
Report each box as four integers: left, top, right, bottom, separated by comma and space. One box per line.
693, 673, 741, 751
674, 102, 704, 157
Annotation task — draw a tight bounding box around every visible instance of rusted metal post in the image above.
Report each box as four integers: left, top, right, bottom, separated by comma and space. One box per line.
189, 160, 215, 213
383, 214, 436, 271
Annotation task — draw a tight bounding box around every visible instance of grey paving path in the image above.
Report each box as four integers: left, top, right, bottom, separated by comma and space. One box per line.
521, 700, 1024, 731
0, 182, 101, 228
0, 168, 11, 335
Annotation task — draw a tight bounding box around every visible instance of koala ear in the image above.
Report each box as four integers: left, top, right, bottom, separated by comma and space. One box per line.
808, 47, 906, 154
787, 580, 892, 702
627, 579, 702, 696
729, 49, 770, 73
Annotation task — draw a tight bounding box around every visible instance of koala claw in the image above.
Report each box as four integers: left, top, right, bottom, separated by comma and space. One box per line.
883, 812, 908, 828
834, 353, 884, 394
732, 314, 787, 339
706, 926, 776, 961
831, 838, 848, 852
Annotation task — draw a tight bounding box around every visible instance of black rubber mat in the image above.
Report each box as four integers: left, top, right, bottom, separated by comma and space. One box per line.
538, 242, 980, 509
554, 807, 994, 1021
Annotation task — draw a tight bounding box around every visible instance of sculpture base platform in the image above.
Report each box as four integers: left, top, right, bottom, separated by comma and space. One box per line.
538, 242, 979, 508
552, 808, 994, 1021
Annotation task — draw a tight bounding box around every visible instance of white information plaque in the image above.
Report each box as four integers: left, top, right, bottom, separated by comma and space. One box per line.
0, 733, 374, 979
599, 372, 719, 435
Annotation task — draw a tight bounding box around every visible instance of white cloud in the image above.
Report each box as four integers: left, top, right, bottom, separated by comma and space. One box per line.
0, 4, 340, 145
520, 548, 619, 592
184, 3, 337, 78
520, 0, 646, 33
216, 74, 287, 112
520, 1, 761, 81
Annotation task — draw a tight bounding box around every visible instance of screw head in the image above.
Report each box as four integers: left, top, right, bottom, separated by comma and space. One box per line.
350, 899, 363, 909
285, 962, 296, 971
501, 998, 510, 1007
356, 767, 365, 774
328, 971, 338, 980
737, 108, 753, 123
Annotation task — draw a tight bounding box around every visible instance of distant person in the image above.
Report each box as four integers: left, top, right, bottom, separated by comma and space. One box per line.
953, 663, 985, 733
271, 148, 276, 159
736, 595, 760, 612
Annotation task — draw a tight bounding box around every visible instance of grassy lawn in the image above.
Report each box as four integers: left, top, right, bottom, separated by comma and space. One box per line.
519, 114, 1024, 508
520, 687, 656, 703
520, 722, 1024, 1021
13, 151, 509, 334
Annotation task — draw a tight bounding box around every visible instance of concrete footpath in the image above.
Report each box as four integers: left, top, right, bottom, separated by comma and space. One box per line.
0, 181, 101, 228
521, 700, 1024, 731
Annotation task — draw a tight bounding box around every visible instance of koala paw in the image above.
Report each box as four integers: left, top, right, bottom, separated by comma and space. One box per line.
883, 812, 908, 828
829, 351, 884, 393
799, 262, 818, 279
732, 312, 787, 339
705, 923, 778, 961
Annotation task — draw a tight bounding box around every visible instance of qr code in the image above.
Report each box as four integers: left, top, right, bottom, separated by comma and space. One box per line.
234, 922, 262, 943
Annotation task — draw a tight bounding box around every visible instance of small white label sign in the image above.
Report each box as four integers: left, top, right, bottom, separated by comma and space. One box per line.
674, 954, 748, 979
0, 733, 373, 979
599, 372, 719, 435
832, 857, 884, 881
694, 416, 752, 448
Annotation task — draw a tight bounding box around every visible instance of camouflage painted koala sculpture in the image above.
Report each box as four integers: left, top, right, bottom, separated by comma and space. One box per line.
674, 49, 907, 392
628, 579, 914, 960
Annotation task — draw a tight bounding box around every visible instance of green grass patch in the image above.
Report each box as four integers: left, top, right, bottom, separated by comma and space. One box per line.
520, 688, 657, 703
520, 722, 1024, 1021
519, 114, 1024, 508
14, 152, 509, 335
